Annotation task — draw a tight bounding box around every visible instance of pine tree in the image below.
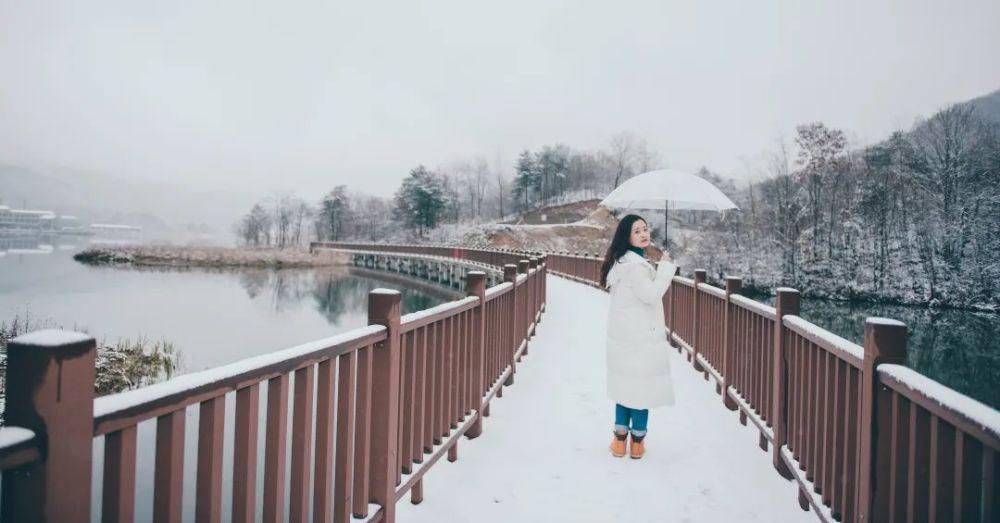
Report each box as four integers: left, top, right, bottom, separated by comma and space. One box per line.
512, 150, 538, 211
393, 166, 448, 237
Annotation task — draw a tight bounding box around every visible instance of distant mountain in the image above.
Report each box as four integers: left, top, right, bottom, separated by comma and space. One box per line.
0, 163, 253, 243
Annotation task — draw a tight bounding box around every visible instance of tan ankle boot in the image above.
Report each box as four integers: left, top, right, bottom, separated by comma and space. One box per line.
609, 431, 627, 457
629, 435, 645, 459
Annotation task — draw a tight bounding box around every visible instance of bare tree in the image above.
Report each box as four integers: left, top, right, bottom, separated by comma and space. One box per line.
291, 199, 311, 246
609, 131, 636, 188
635, 136, 660, 174
472, 156, 489, 219
794, 122, 846, 259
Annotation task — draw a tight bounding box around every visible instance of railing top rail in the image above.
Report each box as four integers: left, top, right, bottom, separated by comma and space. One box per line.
401, 296, 479, 332
697, 282, 727, 299
730, 294, 777, 320
92, 325, 387, 436
783, 315, 864, 368
673, 276, 695, 287
0, 426, 40, 471
485, 282, 513, 300
878, 364, 1000, 449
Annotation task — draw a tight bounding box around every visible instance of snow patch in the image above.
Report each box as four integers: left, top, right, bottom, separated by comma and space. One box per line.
0, 427, 35, 448
11, 329, 92, 348
866, 317, 905, 327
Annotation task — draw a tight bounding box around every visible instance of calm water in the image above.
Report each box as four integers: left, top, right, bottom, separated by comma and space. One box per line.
0, 240, 452, 374
754, 294, 1000, 410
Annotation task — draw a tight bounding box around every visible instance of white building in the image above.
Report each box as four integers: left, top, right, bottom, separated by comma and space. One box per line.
0, 207, 57, 230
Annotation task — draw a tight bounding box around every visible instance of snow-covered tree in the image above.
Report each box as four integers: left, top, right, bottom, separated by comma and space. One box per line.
512, 150, 538, 211
393, 166, 448, 237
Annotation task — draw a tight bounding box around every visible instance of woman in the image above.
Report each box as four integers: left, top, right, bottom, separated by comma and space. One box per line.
600, 214, 676, 459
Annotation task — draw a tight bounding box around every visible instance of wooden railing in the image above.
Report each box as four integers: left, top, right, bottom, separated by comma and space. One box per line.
0, 247, 546, 523
547, 251, 999, 523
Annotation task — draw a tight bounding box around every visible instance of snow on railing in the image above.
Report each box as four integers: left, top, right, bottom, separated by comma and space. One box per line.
485, 282, 513, 298
92, 325, 387, 428
879, 364, 1000, 441
0, 426, 39, 471
696, 282, 726, 299
730, 294, 776, 319
783, 315, 864, 365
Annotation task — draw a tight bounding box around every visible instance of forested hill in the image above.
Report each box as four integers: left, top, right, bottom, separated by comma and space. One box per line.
682, 91, 1000, 310
963, 88, 1000, 124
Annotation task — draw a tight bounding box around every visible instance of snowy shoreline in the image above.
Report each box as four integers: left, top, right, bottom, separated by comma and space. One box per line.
73, 245, 351, 269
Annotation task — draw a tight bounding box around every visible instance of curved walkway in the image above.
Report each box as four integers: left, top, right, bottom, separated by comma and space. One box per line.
396, 276, 814, 522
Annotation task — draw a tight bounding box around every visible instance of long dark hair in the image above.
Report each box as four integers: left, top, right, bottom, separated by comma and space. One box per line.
600, 214, 646, 287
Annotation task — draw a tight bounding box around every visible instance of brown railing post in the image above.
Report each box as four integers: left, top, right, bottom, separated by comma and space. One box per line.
857, 318, 907, 523
465, 271, 487, 439
692, 269, 707, 370
722, 277, 742, 411
772, 287, 800, 479
1, 330, 96, 523
503, 264, 518, 386
529, 257, 539, 331
368, 289, 403, 523
518, 260, 530, 356
541, 255, 548, 312
668, 266, 680, 350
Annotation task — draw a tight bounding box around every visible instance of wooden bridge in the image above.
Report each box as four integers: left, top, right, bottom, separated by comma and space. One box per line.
0, 243, 996, 522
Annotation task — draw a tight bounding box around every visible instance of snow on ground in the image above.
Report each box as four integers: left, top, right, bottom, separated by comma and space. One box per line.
396, 276, 814, 523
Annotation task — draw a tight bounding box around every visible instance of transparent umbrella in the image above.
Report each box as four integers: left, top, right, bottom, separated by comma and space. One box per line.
600, 168, 738, 247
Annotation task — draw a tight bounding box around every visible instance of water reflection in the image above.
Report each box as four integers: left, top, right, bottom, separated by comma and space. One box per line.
755, 295, 1000, 409
231, 266, 459, 318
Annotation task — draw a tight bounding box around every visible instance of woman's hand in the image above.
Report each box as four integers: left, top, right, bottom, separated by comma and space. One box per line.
660, 251, 673, 263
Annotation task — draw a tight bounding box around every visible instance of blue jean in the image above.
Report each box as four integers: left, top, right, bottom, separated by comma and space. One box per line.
614, 404, 649, 437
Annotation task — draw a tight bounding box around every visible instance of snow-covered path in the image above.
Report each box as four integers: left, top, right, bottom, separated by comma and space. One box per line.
396, 276, 815, 523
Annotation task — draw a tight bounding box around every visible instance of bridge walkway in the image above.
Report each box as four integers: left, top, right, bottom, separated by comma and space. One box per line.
397, 275, 813, 522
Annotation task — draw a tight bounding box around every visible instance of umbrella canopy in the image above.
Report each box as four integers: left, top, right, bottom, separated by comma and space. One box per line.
600, 168, 738, 211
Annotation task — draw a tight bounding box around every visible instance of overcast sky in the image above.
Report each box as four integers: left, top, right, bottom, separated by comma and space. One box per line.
2, 0, 999, 199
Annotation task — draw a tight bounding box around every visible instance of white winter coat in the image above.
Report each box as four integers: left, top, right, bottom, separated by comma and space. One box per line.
605, 250, 677, 409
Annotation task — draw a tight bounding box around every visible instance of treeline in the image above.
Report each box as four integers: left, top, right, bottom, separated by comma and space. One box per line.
234, 131, 659, 243
688, 103, 1000, 309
